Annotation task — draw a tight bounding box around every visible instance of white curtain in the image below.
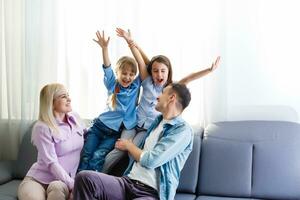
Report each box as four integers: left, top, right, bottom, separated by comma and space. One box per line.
1, 0, 300, 159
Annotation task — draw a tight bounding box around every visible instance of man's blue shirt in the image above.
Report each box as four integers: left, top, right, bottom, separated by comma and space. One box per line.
124, 114, 193, 200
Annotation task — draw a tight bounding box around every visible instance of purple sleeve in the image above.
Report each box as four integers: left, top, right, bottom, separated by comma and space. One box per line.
32, 124, 74, 190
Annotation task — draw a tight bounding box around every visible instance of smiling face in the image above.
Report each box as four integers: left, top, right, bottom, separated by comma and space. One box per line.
151, 61, 169, 86
116, 65, 136, 88
53, 89, 72, 114
155, 85, 172, 113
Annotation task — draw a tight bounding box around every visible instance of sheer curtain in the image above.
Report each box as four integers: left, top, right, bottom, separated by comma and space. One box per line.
1, 0, 60, 159
1, 0, 300, 159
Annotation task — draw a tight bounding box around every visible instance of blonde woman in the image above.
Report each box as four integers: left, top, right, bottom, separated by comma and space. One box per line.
18, 83, 85, 200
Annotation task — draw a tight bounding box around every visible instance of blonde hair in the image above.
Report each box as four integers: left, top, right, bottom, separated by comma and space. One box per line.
38, 83, 66, 134
110, 56, 137, 109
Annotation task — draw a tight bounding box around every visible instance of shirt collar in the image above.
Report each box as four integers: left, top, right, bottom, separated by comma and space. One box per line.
55, 112, 77, 126
162, 115, 184, 126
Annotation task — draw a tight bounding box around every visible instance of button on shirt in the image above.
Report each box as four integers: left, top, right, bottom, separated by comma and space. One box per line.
99, 65, 141, 131
136, 76, 163, 129
26, 112, 85, 190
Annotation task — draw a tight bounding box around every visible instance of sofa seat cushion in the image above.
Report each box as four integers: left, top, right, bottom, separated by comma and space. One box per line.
196, 196, 264, 200
0, 180, 21, 200
175, 193, 196, 200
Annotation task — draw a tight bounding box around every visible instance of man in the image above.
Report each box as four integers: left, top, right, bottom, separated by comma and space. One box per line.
73, 83, 193, 200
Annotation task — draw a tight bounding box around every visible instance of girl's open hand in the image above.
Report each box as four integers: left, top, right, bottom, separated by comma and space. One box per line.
93, 30, 110, 48
210, 56, 221, 72
116, 28, 133, 44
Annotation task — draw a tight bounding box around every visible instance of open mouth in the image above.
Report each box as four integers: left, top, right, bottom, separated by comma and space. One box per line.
157, 79, 164, 84
122, 80, 131, 85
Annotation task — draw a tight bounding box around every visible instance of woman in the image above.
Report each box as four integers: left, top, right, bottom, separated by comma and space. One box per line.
18, 83, 85, 200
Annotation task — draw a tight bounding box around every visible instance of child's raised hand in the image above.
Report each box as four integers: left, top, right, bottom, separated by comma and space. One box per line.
116, 28, 133, 44
210, 56, 221, 72
93, 30, 110, 48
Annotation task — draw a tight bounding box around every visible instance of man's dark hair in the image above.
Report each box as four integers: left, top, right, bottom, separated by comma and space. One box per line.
169, 83, 191, 110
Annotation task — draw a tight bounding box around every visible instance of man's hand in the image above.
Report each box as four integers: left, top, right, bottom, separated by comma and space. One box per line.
115, 139, 143, 161
115, 139, 133, 151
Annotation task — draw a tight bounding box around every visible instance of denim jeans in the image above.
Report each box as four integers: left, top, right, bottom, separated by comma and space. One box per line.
78, 118, 121, 172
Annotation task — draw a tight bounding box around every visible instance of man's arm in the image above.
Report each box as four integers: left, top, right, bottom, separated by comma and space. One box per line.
179, 56, 220, 85
115, 139, 143, 161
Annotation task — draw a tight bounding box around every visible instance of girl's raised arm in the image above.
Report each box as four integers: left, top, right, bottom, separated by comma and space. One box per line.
116, 28, 149, 81
179, 56, 220, 85
93, 30, 111, 67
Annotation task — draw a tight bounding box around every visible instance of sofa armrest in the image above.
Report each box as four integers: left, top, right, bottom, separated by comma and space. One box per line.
0, 160, 15, 184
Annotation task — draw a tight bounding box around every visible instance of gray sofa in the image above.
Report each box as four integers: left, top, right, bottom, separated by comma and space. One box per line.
1, 121, 300, 200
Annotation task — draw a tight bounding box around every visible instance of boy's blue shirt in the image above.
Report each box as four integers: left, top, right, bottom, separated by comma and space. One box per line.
98, 65, 141, 131
124, 114, 193, 200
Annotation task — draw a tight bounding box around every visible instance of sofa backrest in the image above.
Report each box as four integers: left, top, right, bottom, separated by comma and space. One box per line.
197, 121, 300, 199
177, 127, 203, 194
13, 122, 37, 179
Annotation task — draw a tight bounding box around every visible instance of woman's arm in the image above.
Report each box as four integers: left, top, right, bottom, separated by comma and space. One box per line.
93, 30, 111, 67
179, 56, 220, 85
116, 28, 149, 81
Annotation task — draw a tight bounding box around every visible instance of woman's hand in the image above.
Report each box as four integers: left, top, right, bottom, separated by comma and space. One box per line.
68, 190, 73, 200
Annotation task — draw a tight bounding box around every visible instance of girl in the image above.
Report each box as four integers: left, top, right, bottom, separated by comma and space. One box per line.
101, 28, 220, 173
18, 83, 85, 200
77, 30, 145, 172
